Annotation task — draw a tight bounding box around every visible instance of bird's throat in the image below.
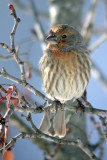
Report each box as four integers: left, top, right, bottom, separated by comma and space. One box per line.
48, 44, 75, 62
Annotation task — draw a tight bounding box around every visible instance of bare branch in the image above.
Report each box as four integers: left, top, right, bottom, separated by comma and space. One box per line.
82, 97, 107, 140
0, 52, 28, 61
26, 114, 99, 160
99, 116, 107, 140
9, 0, 32, 14
0, 117, 6, 138
103, 0, 107, 30
9, 4, 20, 51
24, 62, 41, 78
0, 107, 14, 138
88, 0, 107, 52
10, 103, 107, 117
0, 67, 51, 102
0, 68, 107, 117
0, 132, 99, 160
0, 43, 13, 53
0, 5, 26, 83
82, 0, 98, 45
90, 116, 105, 159
89, 33, 107, 52
30, 0, 46, 50
8, 4, 26, 83
10, 0, 49, 19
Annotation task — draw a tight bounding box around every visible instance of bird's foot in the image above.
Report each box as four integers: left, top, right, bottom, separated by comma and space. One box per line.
53, 99, 62, 113
76, 99, 85, 113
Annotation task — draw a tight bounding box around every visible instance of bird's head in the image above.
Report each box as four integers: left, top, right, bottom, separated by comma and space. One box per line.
46, 24, 85, 52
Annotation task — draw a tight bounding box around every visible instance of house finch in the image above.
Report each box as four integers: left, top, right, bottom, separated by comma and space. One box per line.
39, 24, 91, 138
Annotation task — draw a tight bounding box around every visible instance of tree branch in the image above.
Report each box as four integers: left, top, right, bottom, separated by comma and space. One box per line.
0, 68, 107, 117
30, 0, 46, 50
10, 0, 49, 19
0, 67, 50, 102
0, 132, 99, 160
0, 52, 27, 61
82, 0, 98, 45
89, 33, 107, 52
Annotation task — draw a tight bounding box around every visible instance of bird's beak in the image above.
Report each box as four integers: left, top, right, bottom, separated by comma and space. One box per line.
46, 34, 57, 44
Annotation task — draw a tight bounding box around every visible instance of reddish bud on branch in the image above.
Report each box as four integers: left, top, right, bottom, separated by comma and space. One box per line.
8, 4, 14, 11
8, 4, 17, 19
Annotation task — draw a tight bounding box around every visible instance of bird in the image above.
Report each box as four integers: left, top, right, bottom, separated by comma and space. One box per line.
39, 24, 91, 138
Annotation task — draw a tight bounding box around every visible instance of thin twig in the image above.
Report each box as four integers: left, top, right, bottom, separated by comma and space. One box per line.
89, 33, 107, 52
0, 132, 99, 160
0, 117, 6, 138
9, 0, 32, 14
24, 62, 41, 78
84, 0, 107, 94
10, 0, 49, 19
0, 5, 26, 83
82, 0, 98, 45
30, 0, 46, 50
0, 67, 51, 102
26, 115, 99, 160
6, 101, 107, 118
8, 4, 26, 83
99, 116, 107, 140
0, 52, 28, 61
103, 0, 107, 30
90, 116, 105, 159
82, 97, 107, 140
0, 107, 14, 138
0, 69, 107, 117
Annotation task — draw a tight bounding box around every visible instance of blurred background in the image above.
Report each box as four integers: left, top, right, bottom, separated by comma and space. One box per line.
0, 0, 107, 160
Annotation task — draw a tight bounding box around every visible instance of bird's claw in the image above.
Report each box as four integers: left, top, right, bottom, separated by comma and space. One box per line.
76, 99, 85, 113
53, 99, 62, 112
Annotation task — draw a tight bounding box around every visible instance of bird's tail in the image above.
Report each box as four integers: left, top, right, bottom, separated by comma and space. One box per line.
39, 110, 66, 138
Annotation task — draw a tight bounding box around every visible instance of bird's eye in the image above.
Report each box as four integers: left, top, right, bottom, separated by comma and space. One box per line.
62, 35, 67, 38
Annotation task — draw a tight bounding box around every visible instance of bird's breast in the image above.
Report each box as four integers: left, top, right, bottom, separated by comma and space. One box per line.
40, 48, 91, 101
